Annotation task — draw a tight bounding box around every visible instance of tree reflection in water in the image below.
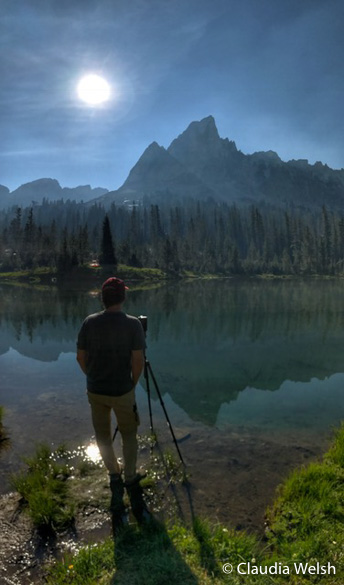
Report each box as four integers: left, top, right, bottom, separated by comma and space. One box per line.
1, 279, 344, 428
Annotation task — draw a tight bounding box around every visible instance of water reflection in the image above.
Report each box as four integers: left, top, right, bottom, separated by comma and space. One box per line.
84, 442, 102, 464
1, 279, 344, 432
0, 286, 93, 360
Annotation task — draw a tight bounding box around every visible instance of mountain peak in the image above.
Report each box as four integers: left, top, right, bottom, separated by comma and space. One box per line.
186, 115, 219, 137
15, 178, 61, 191
168, 116, 222, 166
169, 116, 220, 152
147, 140, 161, 149
145, 141, 165, 155
167, 116, 240, 191
121, 141, 179, 192
93, 114, 344, 210
132, 141, 169, 169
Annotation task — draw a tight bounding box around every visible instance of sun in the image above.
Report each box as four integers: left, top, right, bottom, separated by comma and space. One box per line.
77, 74, 111, 105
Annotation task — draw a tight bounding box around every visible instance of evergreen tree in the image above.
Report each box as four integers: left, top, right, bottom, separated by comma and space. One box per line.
322, 205, 332, 272
57, 229, 72, 272
99, 214, 117, 266
2, 196, 344, 276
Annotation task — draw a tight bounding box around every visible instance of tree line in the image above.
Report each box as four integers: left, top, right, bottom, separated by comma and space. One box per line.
0, 198, 343, 275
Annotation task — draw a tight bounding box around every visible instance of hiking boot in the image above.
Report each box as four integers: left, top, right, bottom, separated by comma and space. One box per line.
111, 509, 129, 537
125, 470, 147, 484
109, 473, 128, 535
125, 476, 151, 524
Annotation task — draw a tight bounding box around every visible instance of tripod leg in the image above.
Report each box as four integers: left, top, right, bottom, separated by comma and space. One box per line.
146, 361, 185, 468
143, 358, 153, 434
144, 358, 154, 434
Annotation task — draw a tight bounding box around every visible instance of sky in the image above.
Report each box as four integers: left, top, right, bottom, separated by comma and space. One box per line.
1, 0, 344, 192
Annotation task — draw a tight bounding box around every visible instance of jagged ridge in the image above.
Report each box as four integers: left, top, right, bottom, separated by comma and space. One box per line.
95, 116, 344, 210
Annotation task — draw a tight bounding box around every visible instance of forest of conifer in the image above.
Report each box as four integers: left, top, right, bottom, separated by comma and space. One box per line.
0, 198, 343, 276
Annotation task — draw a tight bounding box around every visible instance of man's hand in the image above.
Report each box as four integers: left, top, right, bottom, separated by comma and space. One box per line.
76, 349, 88, 374
131, 349, 144, 387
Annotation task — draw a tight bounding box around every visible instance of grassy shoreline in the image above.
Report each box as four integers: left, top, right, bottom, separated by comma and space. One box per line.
0, 265, 165, 285
1, 265, 344, 287
11, 424, 344, 584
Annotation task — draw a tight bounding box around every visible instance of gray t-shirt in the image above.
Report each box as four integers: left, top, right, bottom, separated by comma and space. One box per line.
77, 310, 146, 396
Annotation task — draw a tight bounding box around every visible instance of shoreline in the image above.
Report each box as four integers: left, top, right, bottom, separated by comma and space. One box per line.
0, 422, 342, 584
1, 265, 344, 289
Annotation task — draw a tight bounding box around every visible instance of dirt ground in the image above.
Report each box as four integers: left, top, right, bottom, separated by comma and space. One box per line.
0, 424, 328, 585
173, 424, 326, 532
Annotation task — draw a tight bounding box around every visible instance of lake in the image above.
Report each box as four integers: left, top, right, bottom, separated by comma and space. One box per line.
1, 278, 344, 528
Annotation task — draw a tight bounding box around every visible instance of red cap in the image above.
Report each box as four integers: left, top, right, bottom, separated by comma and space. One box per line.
101, 277, 129, 295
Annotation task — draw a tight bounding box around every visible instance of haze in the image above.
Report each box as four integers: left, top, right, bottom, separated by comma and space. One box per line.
1, 0, 343, 191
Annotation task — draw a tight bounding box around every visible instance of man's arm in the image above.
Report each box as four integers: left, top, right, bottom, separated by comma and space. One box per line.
131, 349, 144, 387
76, 349, 88, 374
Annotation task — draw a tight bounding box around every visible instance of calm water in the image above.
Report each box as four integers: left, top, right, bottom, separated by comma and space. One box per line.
1, 278, 344, 491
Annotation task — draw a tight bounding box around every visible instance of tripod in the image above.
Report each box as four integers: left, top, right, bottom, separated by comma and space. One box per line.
112, 353, 186, 469
143, 353, 185, 468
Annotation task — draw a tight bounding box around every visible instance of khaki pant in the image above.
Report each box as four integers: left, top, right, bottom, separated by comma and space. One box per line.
87, 389, 140, 483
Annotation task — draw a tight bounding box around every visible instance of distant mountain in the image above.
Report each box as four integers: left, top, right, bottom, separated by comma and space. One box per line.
0, 178, 108, 209
93, 115, 344, 210
3, 117, 344, 211
0, 185, 10, 207
95, 139, 216, 208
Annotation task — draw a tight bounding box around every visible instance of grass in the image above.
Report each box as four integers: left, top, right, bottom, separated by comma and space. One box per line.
117, 264, 167, 280
9, 426, 344, 583
0, 266, 56, 279
0, 264, 168, 288
11, 443, 74, 531
265, 462, 344, 565
264, 424, 344, 581
46, 519, 261, 585
0, 263, 234, 285
181, 270, 225, 279
44, 424, 344, 584
159, 449, 187, 484
325, 423, 344, 467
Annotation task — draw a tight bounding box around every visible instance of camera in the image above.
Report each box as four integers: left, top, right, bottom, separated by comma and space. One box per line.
138, 315, 148, 333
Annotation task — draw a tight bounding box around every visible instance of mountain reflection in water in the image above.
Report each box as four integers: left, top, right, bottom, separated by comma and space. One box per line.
1, 279, 344, 432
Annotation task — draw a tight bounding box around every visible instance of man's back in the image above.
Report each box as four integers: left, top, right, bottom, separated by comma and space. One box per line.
77, 310, 145, 396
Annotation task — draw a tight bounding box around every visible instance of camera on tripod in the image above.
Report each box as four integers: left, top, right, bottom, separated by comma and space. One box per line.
138, 315, 148, 333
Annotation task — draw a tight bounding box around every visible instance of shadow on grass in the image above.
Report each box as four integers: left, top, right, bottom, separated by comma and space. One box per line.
111, 518, 200, 585
182, 476, 219, 578
192, 516, 220, 579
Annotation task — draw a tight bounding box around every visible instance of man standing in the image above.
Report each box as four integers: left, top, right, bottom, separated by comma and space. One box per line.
76, 276, 148, 530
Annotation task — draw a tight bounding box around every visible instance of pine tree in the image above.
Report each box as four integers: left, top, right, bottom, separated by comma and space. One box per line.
99, 215, 117, 266
23, 208, 36, 267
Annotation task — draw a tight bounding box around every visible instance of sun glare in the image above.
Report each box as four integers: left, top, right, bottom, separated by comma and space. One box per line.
84, 442, 102, 463
77, 74, 111, 105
